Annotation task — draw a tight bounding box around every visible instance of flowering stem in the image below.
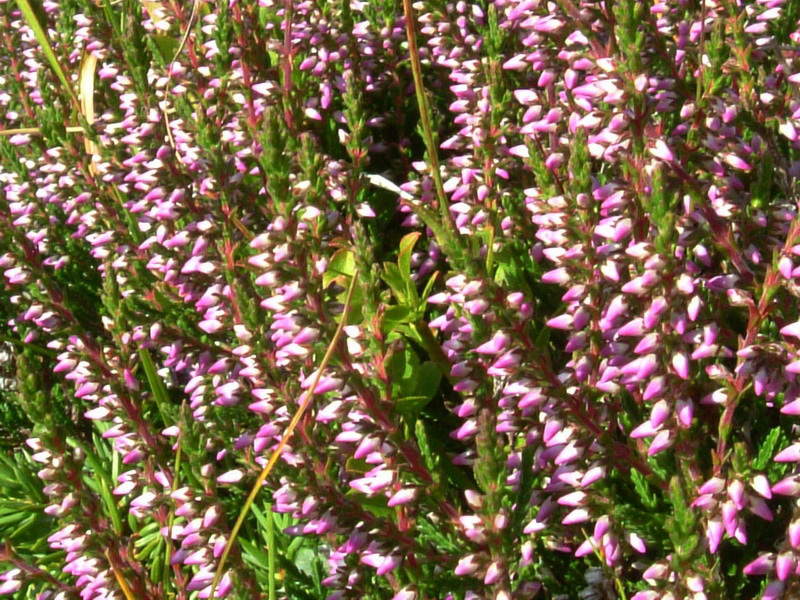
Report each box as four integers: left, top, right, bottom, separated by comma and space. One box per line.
210, 269, 360, 599
715, 218, 800, 469
0, 333, 57, 357
1, 543, 74, 593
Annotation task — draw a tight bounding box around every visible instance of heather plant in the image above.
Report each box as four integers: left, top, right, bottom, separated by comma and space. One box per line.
2, 0, 800, 598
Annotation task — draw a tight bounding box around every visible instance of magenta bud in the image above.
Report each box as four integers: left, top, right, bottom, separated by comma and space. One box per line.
775, 444, 800, 462
728, 480, 745, 509
751, 475, 772, 499
743, 554, 774, 575
776, 554, 795, 581
707, 519, 724, 553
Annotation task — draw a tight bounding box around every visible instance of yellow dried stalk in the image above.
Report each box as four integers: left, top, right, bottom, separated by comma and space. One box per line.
78, 52, 99, 173
209, 271, 360, 599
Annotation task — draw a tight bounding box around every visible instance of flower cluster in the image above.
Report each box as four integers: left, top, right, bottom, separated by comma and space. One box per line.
2, 0, 800, 598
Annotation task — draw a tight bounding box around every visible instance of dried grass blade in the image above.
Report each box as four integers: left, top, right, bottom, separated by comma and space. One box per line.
0, 126, 83, 136
78, 52, 99, 171
209, 270, 360, 599
105, 551, 136, 600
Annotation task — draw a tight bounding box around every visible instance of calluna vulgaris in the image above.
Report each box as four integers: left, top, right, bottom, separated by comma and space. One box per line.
1, 0, 800, 598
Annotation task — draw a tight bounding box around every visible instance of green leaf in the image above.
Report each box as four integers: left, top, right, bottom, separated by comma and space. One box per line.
398, 232, 422, 306
414, 419, 438, 474
754, 426, 783, 471
395, 395, 431, 415
382, 262, 407, 303
138, 348, 173, 425
398, 232, 421, 293
382, 305, 413, 334
512, 445, 535, 533
344, 489, 393, 518
387, 344, 421, 398
67, 437, 123, 535
323, 249, 355, 288
397, 361, 442, 414
294, 547, 316, 578
152, 34, 180, 64
630, 469, 658, 509
419, 271, 439, 305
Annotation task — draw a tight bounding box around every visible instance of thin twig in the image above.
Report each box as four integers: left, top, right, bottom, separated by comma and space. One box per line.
162, 0, 201, 150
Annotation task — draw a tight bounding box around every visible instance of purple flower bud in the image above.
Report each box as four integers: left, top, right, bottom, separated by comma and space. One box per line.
677, 399, 694, 427
672, 352, 689, 379
648, 430, 672, 456
628, 532, 646, 553
790, 520, 800, 549
388, 488, 417, 507
562, 508, 591, 525
0, 579, 22, 595
649, 140, 675, 162
354, 436, 381, 459
575, 539, 596, 557
749, 497, 773, 521
454, 554, 480, 576
392, 588, 417, 600
762, 580, 784, 600
707, 519, 724, 553
744, 554, 774, 575
721, 475, 742, 506
484, 561, 503, 585
475, 332, 510, 355
751, 475, 772, 499
772, 477, 800, 496
542, 268, 570, 284
217, 470, 244, 484
775, 444, 800, 462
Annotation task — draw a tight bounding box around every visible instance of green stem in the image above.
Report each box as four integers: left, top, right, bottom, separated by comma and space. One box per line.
266, 501, 276, 600
164, 404, 184, 597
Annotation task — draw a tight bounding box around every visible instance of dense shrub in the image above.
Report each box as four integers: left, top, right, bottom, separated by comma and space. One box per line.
2, 0, 800, 598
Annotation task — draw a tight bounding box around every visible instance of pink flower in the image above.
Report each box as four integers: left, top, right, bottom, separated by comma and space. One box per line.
649, 140, 675, 162
775, 444, 800, 462
217, 470, 244, 484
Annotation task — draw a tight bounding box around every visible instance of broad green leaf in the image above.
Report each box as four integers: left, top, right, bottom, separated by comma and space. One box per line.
382, 305, 413, 334
419, 270, 439, 304
390, 351, 443, 416
294, 547, 316, 578
323, 249, 355, 288
382, 262, 407, 302
399, 232, 422, 305
395, 395, 431, 414
152, 35, 180, 64
387, 344, 421, 398
398, 231, 420, 282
